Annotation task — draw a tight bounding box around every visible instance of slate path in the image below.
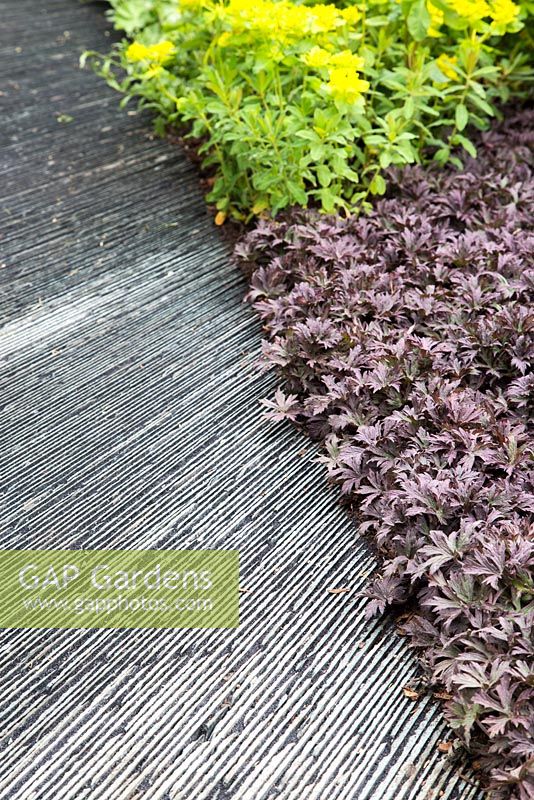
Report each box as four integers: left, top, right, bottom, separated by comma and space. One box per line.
0, 2, 483, 799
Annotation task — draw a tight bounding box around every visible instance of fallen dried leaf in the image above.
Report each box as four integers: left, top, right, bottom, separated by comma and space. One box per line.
402, 686, 420, 700
327, 586, 351, 595
433, 691, 453, 701
395, 611, 415, 622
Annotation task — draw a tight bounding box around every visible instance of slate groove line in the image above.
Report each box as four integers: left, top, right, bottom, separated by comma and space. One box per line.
1, 1, 483, 798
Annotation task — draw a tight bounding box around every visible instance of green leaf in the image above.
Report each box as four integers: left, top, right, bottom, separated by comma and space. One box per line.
366, 15, 392, 26
468, 94, 495, 117
407, 0, 431, 42
108, 0, 154, 33
454, 134, 477, 158
395, 140, 416, 163
455, 104, 468, 132
319, 188, 336, 212
310, 144, 326, 161
379, 150, 392, 169
365, 134, 387, 145
295, 130, 321, 142
369, 173, 386, 195
433, 147, 450, 165
288, 182, 308, 205
340, 166, 359, 183
403, 96, 415, 118
317, 165, 333, 187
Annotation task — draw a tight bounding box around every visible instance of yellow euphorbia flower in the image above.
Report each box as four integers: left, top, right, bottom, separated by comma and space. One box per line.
222, 0, 353, 40
224, 0, 302, 39
449, 0, 491, 21
217, 31, 232, 47
327, 68, 370, 103
126, 40, 175, 64
149, 41, 176, 62
436, 53, 459, 80
303, 46, 332, 68
341, 6, 361, 25
303, 47, 365, 71
126, 42, 150, 62
490, 0, 520, 27
306, 3, 341, 33
427, 2, 444, 36
329, 50, 365, 70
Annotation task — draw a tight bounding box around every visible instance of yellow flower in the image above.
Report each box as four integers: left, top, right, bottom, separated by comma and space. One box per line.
147, 41, 176, 63
341, 6, 361, 25
326, 67, 370, 103
303, 47, 365, 71
126, 41, 150, 62
222, 0, 349, 41
125, 40, 175, 64
217, 31, 232, 47
302, 46, 332, 68
329, 50, 365, 70
306, 3, 341, 32
224, 0, 300, 39
449, 0, 491, 21
490, 0, 520, 27
427, 1, 444, 36
436, 53, 459, 80
224, 0, 246, 12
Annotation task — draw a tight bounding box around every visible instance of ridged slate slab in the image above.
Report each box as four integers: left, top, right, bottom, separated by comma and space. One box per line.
0, 2, 483, 798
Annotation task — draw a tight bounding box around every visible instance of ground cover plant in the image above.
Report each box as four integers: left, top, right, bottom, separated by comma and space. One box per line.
87, 0, 532, 220
235, 108, 534, 799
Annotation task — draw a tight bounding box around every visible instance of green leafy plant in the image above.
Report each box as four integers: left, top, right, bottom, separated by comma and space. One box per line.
84, 0, 533, 220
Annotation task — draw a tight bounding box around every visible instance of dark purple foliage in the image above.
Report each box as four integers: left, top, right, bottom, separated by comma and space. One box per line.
236, 108, 534, 799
